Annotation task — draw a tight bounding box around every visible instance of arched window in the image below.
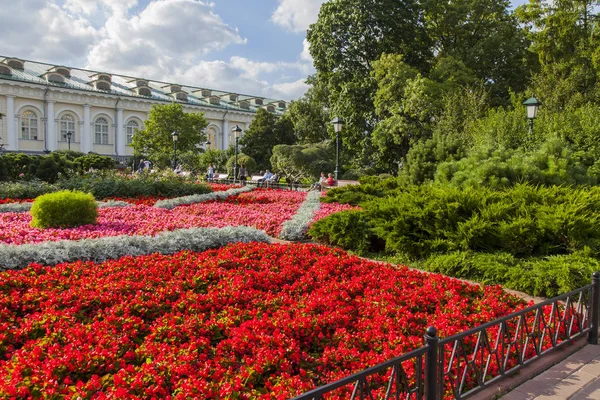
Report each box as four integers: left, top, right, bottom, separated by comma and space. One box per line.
21, 111, 38, 140
60, 115, 76, 142
94, 117, 109, 144
126, 120, 139, 145
207, 127, 217, 150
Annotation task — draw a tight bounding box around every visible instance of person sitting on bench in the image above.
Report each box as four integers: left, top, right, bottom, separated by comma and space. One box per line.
265, 172, 279, 188
257, 170, 273, 188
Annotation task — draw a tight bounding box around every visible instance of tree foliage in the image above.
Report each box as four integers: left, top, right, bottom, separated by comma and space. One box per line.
270, 143, 333, 183
131, 103, 208, 169
239, 109, 296, 171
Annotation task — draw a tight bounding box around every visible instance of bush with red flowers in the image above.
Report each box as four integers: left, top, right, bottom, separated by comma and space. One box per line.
0, 243, 528, 399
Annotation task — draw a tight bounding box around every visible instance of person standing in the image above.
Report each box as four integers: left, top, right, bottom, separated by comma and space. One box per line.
207, 163, 215, 181
239, 163, 247, 186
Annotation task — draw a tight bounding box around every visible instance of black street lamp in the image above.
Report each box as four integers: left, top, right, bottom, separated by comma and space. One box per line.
231, 125, 242, 183
66, 131, 72, 151
331, 117, 344, 180
171, 130, 179, 168
523, 96, 541, 135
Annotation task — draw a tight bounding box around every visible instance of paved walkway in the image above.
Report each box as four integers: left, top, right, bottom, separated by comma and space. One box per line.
500, 344, 600, 399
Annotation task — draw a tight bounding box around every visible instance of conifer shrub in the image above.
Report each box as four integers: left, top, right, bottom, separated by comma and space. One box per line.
30, 190, 98, 228
308, 210, 381, 254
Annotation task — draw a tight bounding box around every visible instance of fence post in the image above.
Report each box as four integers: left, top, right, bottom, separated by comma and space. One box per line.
425, 326, 439, 400
590, 271, 600, 345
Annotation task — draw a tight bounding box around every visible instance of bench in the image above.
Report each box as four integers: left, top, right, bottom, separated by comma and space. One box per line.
214, 173, 230, 183
249, 175, 264, 186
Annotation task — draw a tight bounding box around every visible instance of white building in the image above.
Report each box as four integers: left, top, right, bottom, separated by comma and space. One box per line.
0, 56, 287, 162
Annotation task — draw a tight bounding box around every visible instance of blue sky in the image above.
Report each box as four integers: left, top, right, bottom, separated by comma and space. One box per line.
0, 0, 530, 101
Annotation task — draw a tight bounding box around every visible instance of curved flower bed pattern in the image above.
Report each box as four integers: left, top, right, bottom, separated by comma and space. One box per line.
0, 243, 526, 399
0, 190, 308, 245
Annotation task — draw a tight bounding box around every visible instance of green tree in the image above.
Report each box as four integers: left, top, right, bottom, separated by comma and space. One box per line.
517, 0, 600, 110
306, 0, 431, 165
370, 55, 478, 172
424, 0, 534, 104
271, 143, 334, 183
239, 109, 296, 171
286, 97, 329, 144
131, 103, 208, 169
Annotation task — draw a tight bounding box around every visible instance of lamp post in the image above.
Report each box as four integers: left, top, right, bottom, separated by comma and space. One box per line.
232, 125, 242, 184
171, 130, 179, 168
66, 131, 72, 151
331, 117, 344, 180
523, 96, 541, 135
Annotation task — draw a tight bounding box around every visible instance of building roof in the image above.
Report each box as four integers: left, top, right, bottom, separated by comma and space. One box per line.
0, 56, 288, 115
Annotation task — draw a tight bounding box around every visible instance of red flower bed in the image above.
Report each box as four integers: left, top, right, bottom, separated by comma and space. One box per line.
0, 199, 32, 204
0, 243, 527, 399
208, 183, 240, 192
105, 195, 168, 206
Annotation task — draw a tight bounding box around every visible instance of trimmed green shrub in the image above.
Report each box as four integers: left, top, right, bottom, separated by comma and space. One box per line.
422, 250, 599, 298
321, 177, 401, 205
30, 191, 98, 228
308, 210, 381, 254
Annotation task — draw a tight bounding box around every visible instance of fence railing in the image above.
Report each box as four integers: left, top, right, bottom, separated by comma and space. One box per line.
292, 272, 600, 400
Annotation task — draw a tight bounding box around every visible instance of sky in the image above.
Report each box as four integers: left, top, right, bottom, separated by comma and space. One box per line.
0, 0, 530, 102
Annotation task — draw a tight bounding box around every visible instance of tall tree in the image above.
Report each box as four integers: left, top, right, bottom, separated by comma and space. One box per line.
371, 54, 480, 172
239, 109, 296, 171
306, 0, 432, 165
424, 0, 534, 104
517, 0, 600, 110
131, 103, 208, 169
286, 78, 330, 144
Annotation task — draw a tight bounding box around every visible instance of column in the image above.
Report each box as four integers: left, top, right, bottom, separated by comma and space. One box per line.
222, 118, 229, 150
46, 101, 57, 151
83, 104, 91, 153
5, 95, 17, 150
116, 108, 125, 155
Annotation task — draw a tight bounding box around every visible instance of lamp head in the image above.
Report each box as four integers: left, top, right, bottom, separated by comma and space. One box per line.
231, 125, 242, 138
171, 130, 179, 142
523, 97, 541, 120
331, 117, 344, 133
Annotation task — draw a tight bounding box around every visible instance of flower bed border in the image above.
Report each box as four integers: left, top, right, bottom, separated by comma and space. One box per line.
0, 226, 270, 270
153, 186, 253, 209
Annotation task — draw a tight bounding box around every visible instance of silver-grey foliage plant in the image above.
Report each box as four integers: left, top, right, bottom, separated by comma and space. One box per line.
0, 226, 270, 271
153, 186, 254, 209
279, 190, 322, 241
0, 200, 131, 214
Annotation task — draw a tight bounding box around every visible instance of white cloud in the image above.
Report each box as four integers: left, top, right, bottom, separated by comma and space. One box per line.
63, 0, 138, 15
271, 0, 326, 32
300, 39, 313, 63
229, 56, 311, 79
87, 0, 246, 74
271, 79, 309, 100
0, 0, 310, 101
0, 0, 99, 65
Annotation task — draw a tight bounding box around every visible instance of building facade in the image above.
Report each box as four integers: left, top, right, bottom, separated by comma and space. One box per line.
0, 56, 287, 162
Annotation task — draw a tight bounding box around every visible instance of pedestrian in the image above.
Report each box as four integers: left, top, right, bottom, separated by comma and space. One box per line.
207, 163, 215, 181
137, 159, 145, 173
239, 163, 247, 186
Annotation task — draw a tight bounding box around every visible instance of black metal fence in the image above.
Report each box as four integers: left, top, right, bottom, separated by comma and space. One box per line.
292, 272, 600, 400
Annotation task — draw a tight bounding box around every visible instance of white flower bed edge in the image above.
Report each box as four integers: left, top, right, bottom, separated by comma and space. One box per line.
153, 186, 254, 209
0, 200, 131, 214
279, 190, 322, 241
0, 226, 270, 271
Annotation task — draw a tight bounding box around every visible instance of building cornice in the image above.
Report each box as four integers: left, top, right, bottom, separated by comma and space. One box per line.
0, 78, 256, 121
